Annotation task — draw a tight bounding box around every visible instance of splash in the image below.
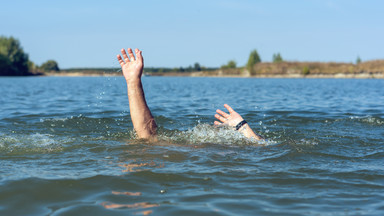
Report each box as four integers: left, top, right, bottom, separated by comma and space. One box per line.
161, 123, 275, 146
0, 133, 64, 154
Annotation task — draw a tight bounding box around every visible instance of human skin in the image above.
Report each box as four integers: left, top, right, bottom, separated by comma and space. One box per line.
117, 48, 157, 140
117, 48, 262, 141
214, 104, 264, 140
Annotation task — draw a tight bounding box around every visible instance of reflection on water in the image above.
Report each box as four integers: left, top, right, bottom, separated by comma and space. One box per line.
102, 202, 159, 214
112, 191, 142, 196
119, 161, 164, 173
102, 191, 158, 215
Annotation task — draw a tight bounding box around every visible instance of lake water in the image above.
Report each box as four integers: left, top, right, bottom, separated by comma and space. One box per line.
0, 76, 383, 215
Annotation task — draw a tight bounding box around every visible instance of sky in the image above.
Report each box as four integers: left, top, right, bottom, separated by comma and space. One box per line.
1, 0, 383, 69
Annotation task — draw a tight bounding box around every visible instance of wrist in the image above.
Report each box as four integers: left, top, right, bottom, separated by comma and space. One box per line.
126, 78, 142, 86
235, 120, 247, 131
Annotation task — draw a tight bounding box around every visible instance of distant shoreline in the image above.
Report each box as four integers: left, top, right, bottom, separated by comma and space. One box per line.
40, 59, 384, 79
155, 72, 384, 79
44, 72, 120, 77
43, 71, 384, 79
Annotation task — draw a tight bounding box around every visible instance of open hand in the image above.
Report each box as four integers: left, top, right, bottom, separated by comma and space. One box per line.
214, 104, 244, 128
117, 48, 144, 83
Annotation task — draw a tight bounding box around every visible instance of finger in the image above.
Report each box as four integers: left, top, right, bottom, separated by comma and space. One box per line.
127, 48, 136, 61
216, 109, 229, 118
224, 104, 235, 113
214, 121, 221, 125
117, 55, 125, 66
136, 49, 143, 63
215, 114, 227, 123
121, 49, 130, 62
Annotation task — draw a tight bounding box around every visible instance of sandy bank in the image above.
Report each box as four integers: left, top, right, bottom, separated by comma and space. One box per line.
43, 71, 384, 79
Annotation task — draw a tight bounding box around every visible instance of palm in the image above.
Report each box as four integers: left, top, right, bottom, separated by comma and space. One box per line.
122, 60, 142, 80
214, 104, 244, 127
225, 112, 243, 127
117, 48, 144, 82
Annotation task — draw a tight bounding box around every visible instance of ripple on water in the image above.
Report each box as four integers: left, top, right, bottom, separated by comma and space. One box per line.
1, 77, 384, 215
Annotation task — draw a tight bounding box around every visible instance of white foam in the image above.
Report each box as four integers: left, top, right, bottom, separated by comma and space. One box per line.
163, 124, 275, 146
0, 133, 64, 154
349, 116, 384, 125
40, 114, 83, 123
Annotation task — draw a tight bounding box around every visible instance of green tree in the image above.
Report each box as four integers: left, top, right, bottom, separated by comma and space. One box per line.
272, 53, 283, 63
0, 53, 14, 76
28, 60, 37, 73
356, 56, 361, 64
0, 36, 29, 76
186, 65, 193, 72
246, 49, 261, 74
221, 60, 237, 69
194, 62, 201, 71
40, 60, 60, 72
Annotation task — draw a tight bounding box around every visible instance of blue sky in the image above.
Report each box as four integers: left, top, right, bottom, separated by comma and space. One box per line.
1, 0, 383, 68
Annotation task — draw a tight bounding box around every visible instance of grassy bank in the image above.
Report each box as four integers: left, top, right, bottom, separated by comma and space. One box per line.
189, 60, 384, 78
44, 60, 384, 78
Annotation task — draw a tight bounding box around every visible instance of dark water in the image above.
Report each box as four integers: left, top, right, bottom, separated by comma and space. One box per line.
0, 76, 383, 215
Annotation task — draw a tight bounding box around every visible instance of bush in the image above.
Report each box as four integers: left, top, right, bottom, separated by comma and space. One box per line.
221, 60, 237, 69
40, 60, 60, 72
302, 66, 310, 75
194, 62, 201, 71
0, 36, 29, 76
272, 53, 283, 63
356, 56, 362, 64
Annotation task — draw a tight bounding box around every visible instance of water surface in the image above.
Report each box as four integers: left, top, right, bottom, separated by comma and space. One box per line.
1, 77, 383, 215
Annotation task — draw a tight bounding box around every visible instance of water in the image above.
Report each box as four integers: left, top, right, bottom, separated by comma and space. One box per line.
0, 76, 383, 215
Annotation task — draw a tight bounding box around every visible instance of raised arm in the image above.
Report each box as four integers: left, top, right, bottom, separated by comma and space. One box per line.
117, 48, 157, 140
214, 104, 264, 140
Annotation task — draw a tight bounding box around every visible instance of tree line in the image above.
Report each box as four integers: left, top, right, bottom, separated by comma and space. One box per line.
221, 50, 283, 72
144, 63, 218, 73
0, 36, 60, 76
222, 49, 363, 75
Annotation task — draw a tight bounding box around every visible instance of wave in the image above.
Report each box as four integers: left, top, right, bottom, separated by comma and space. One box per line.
37, 114, 278, 146
7, 112, 382, 153
159, 124, 276, 146
3, 112, 382, 155
348, 116, 384, 126
0, 133, 65, 154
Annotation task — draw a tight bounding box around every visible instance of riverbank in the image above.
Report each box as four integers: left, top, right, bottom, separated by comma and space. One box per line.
44, 72, 120, 77
42, 59, 384, 79
187, 59, 384, 79
44, 71, 384, 79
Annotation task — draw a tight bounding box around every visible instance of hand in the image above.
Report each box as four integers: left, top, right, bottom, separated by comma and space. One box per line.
117, 48, 144, 83
215, 104, 264, 140
214, 104, 244, 128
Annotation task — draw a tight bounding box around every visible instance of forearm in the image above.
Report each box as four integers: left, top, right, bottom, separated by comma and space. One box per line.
237, 123, 264, 140
127, 79, 157, 139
